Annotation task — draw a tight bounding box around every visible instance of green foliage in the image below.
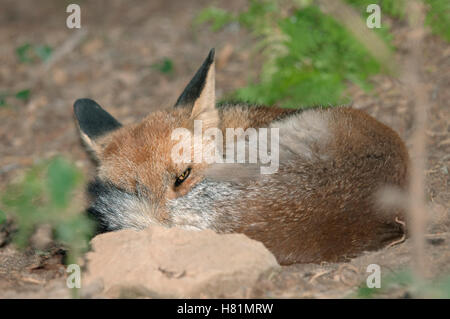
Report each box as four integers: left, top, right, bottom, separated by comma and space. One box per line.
0, 209, 6, 225
16, 43, 33, 63
424, 0, 450, 42
15, 89, 31, 101
0, 93, 7, 107
195, 7, 234, 31
9, 42, 51, 106
237, 0, 278, 31
355, 268, 450, 298
151, 58, 174, 74
34, 45, 53, 62
198, 2, 385, 107
346, 0, 450, 42
0, 157, 94, 264
0, 89, 32, 107
197, 0, 449, 108
345, 0, 406, 19
356, 269, 413, 298
196, 1, 279, 38
344, 0, 397, 46
15, 43, 53, 63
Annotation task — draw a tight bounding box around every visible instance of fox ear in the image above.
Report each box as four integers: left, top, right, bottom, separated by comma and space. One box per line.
175, 49, 215, 108
175, 49, 218, 128
74, 98, 122, 150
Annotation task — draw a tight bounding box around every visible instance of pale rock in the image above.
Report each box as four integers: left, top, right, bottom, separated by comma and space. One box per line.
83, 226, 279, 298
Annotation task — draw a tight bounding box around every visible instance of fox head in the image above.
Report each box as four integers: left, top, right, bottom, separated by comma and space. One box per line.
74, 49, 234, 231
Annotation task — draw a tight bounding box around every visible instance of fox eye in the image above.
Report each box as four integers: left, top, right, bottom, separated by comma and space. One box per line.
175, 168, 191, 187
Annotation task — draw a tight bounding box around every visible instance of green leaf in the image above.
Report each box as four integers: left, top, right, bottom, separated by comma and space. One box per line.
425, 0, 450, 42
151, 58, 174, 74
196, 2, 389, 108
55, 216, 94, 248
47, 157, 81, 208
1, 157, 93, 266
16, 43, 32, 63
15, 89, 30, 101
0, 209, 6, 224
345, 0, 405, 19
195, 7, 235, 31
356, 285, 378, 298
34, 45, 53, 62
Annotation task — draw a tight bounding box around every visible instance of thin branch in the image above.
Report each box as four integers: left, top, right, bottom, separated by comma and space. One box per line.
402, 1, 428, 280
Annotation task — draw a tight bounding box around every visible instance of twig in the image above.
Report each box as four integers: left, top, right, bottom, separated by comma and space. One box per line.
20, 276, 45, 285
18, 29, 88, 144
425, 232, 448, 238
402, 1, 428, 279
309, 269, 332, 284
316, 0, 396, 74
15, 28, 88, 93
41, 28, 88, 73
386, 217, 407, 248
337, 264, 359, 286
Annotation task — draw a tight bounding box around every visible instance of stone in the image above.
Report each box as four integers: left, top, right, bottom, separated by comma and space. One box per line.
82, 226, 279, 298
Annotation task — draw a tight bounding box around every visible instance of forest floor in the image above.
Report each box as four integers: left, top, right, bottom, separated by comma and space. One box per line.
0, 0, 448, 298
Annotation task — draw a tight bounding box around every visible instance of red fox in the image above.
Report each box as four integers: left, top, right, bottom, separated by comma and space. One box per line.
74, 49, 409, 265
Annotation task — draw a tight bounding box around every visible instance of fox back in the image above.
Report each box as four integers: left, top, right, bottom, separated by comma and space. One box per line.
74, 49, 409, 265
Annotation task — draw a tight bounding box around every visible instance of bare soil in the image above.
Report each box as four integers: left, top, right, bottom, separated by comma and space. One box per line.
0, 0, 448, 298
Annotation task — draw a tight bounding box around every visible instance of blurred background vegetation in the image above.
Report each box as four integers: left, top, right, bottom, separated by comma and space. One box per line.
0, 157, 93, 266
356, 268, 450, 298
196, 0, 448, 107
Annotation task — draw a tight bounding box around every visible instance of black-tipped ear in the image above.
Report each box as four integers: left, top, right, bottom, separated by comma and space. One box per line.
174, 48, 215, 108
74, 98, 122, 140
